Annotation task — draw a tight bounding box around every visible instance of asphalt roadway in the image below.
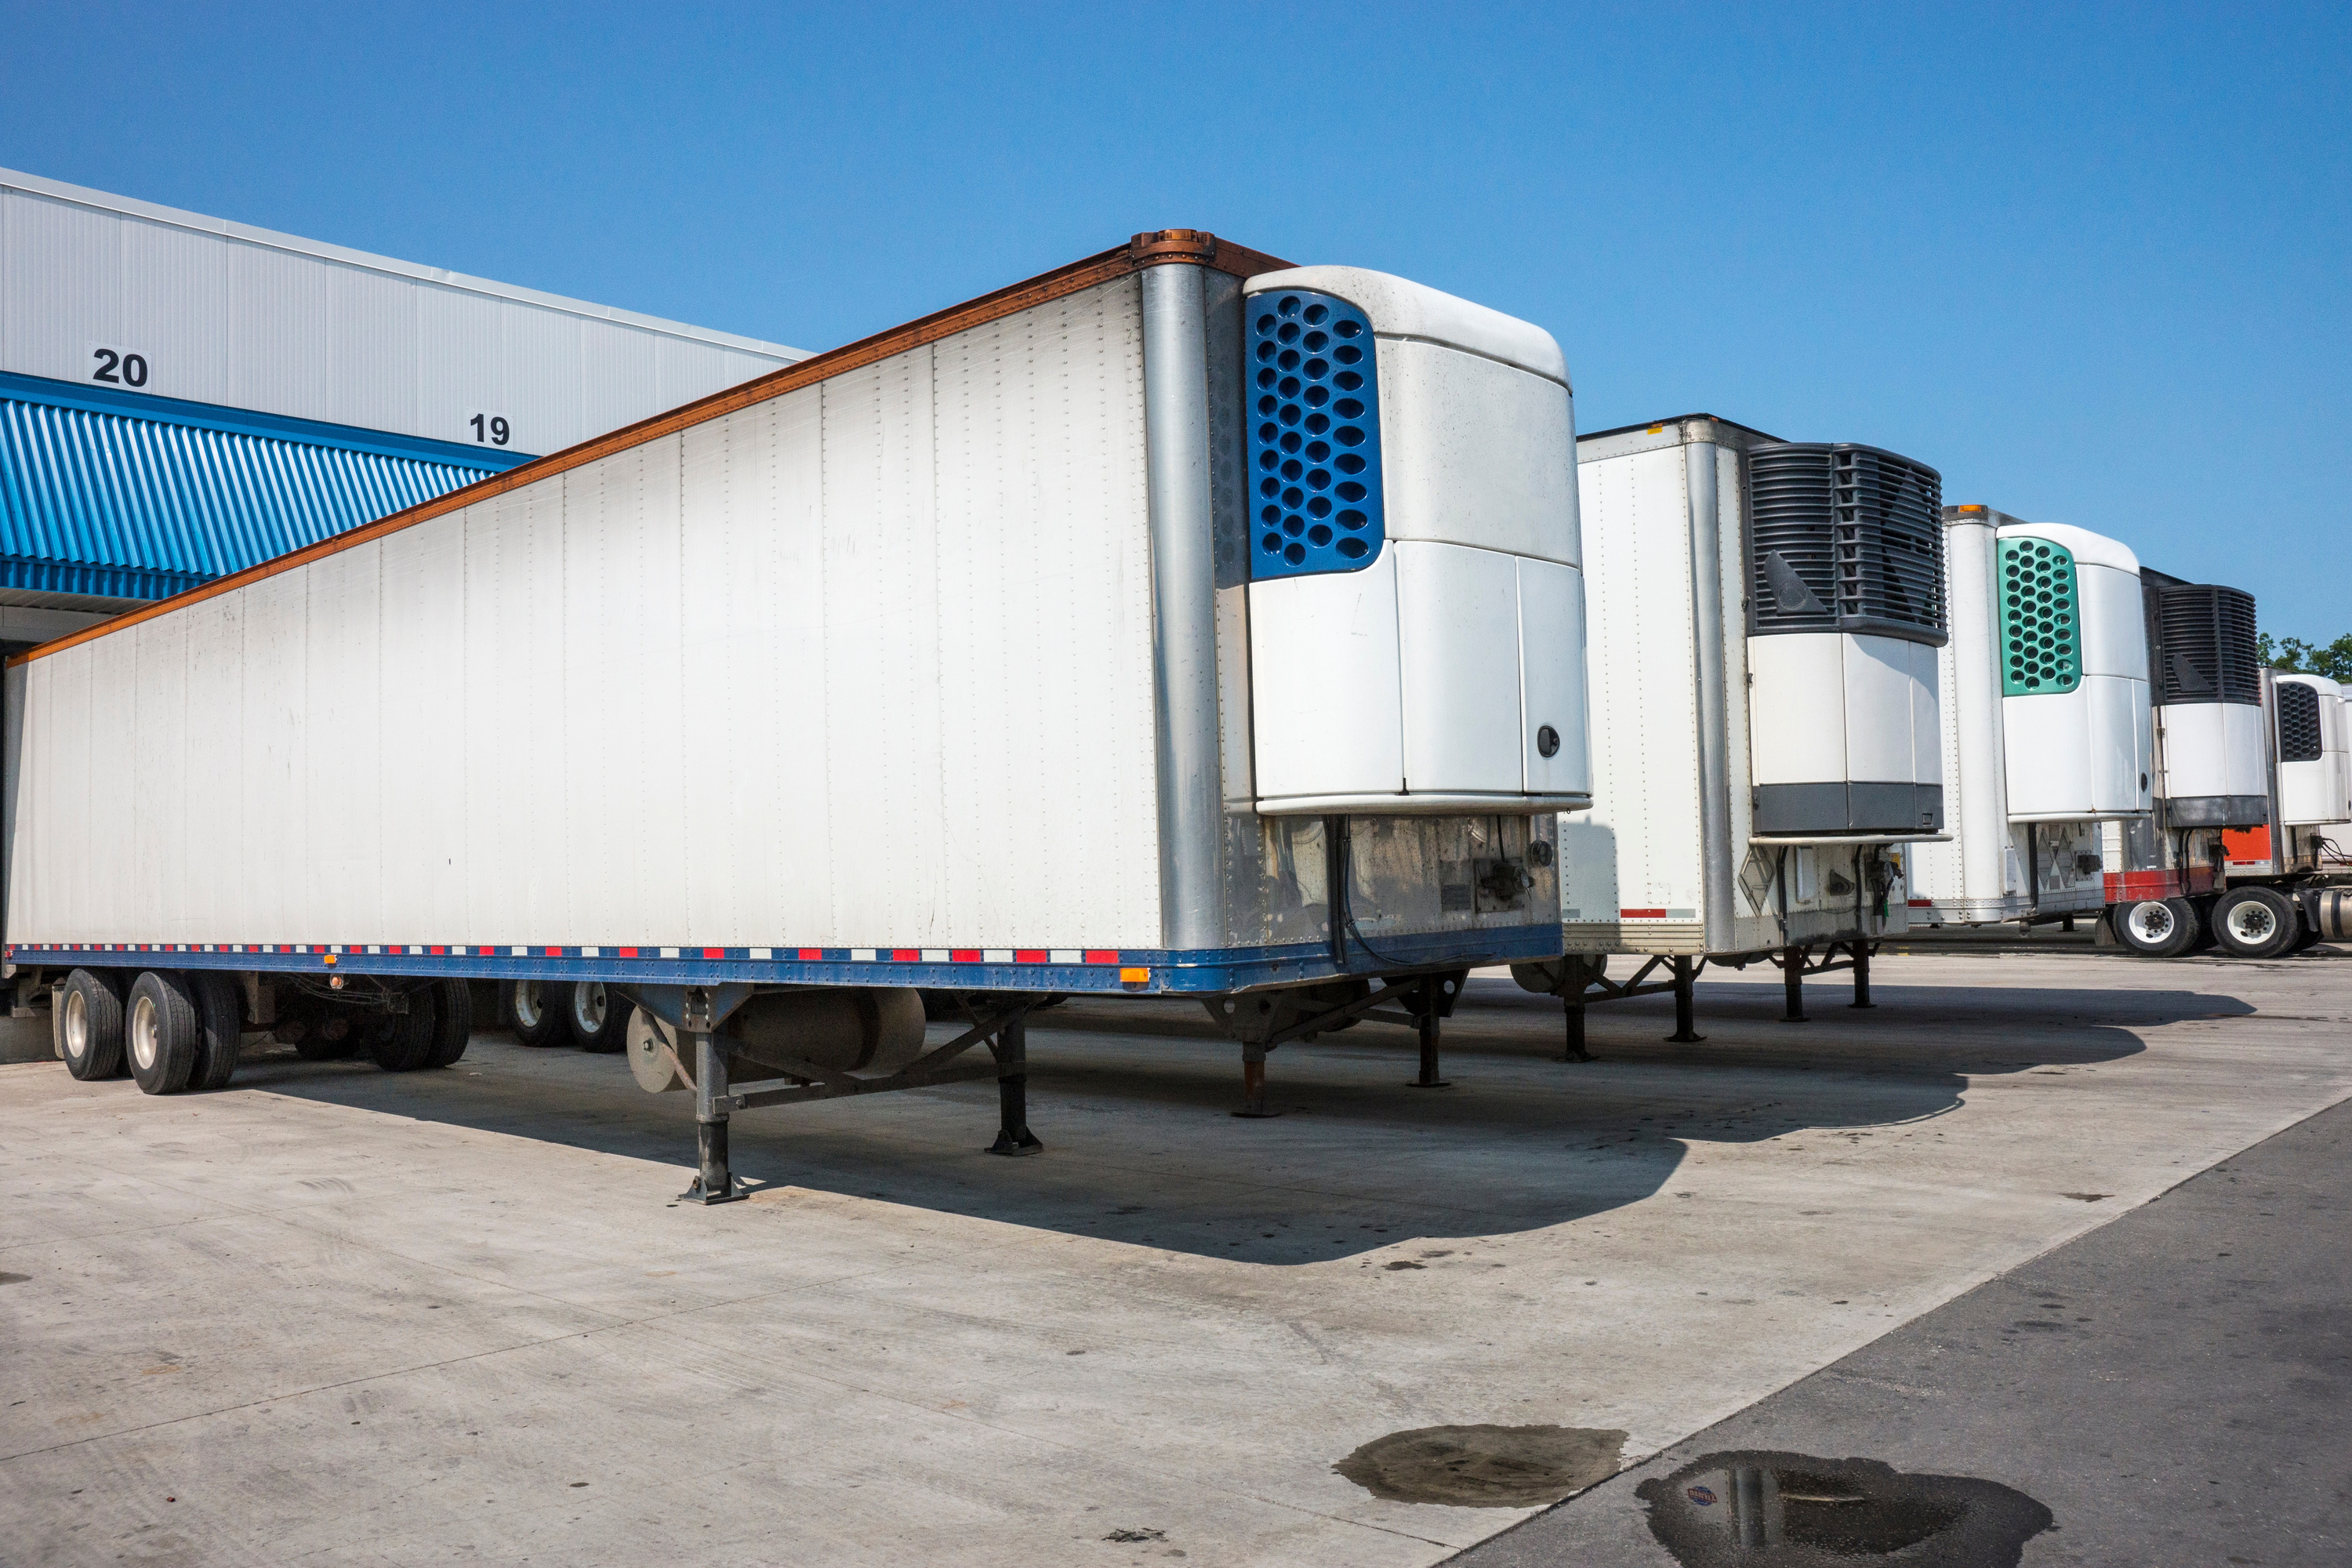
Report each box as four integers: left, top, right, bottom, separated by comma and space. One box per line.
1450, 1087, 2352, 1568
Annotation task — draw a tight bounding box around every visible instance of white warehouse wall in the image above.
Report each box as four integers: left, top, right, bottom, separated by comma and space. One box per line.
0, 168, 805, 456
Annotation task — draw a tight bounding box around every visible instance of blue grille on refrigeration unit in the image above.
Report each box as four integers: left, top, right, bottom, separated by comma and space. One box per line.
1246, 289, 1383, 579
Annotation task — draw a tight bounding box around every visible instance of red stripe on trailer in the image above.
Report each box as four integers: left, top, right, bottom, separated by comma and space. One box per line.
1083, 949, 1120, 964
2104, 870, 2180, 902
618, 947, 639, 958
1907, 898, 1933, 908
702, 947, 724, 960
891, 948, 920, 960
429, 946, 446, 955
1015, 949, 1048, 963
798, 947, 822, 960
1620, 909, 1667, 919
951, 949, 982, 962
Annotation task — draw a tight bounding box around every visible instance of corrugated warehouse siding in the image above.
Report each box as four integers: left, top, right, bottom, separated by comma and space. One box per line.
0, 377, 517, 599
2, 169, 804, 456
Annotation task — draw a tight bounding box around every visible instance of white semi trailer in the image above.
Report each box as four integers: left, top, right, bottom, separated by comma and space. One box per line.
1, 230, 1592, 1200
1909, 507, 2153, 930
1513, 416, 1945, 1047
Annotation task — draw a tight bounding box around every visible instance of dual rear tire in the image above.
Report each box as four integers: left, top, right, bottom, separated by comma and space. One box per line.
64, 968, 243, 1093
2211, 886, 2303, 960
2111, 898, 2202, 958
503, 978, 627, 1051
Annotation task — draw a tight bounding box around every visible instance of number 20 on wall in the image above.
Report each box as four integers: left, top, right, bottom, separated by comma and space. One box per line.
89, 345, 149, 387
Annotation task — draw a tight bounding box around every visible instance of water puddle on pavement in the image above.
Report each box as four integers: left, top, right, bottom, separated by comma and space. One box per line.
1635, 1451, 2052, 1565
1333, 1425, 1626, 1507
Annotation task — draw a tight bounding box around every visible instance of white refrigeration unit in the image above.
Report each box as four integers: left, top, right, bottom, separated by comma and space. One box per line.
1910, 507, 2153, 926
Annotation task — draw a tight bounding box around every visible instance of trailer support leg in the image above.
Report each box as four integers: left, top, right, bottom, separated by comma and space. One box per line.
682, 1028, 746, 1204
1408, 979, 1450, 1088
1849, 942, 1875, 1009
1234, 1040, 1280, 1118
1561, 994, 1592, 1063
1665, 956, 1705, 1044
1780, 946, 1809, 1023
987, 1014, 1044, 1156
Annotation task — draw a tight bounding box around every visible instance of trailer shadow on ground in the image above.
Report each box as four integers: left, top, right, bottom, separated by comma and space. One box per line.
209, 971, 2245, 1265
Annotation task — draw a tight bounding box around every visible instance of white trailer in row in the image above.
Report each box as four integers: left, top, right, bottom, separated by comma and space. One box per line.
1512, 415, 1947, 1044
1, 230, 1594, 1200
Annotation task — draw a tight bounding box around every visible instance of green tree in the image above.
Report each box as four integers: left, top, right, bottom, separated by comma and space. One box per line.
2258, 632, 2352, 683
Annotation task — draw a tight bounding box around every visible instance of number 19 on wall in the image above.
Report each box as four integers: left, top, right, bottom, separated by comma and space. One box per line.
470, 412, 511, 446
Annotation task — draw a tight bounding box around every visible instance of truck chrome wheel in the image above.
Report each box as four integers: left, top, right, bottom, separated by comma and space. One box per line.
129, 995, 160, 1073
512, 982, 545, 1032
63, 987, 89, 1066
572, 982, 608, 1035
2223, 900, 2276, 946
2124, 901, 2176, 943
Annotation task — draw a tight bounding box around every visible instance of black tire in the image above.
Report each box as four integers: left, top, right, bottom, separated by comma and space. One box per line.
425, 978, 472, 1069
2212, 885, 2301, 959
125, 971, 199, 1096
187, 971, 245, 1091
564, 981, 629, 1053
60, 968, 126, 1081
371, 991, 439, 1072
2111, 898, 2200, 958
504, 979, 565, 1047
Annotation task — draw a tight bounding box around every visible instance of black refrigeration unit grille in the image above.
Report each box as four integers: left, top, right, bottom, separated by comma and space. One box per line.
2150, 583, 2259, 706
1748, 442, 1946, 644
2277, 681, 2323, 762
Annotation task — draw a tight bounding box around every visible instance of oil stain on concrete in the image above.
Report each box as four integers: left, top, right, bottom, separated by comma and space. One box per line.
1635, 1451, 2052, 1566
1334, 1425, 1627, 1507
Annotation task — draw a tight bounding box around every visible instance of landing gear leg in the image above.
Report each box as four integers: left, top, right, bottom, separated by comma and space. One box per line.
1781, 946, 1809, 1023
1850, 942, 1875, 1009
1408, 978, 1450, 1088
1561, 994, 1592, 1063
1666, 956, 1706, 1044
682, 1013, 746, 1204
987, 1013, 1044, 1156
1234, 1040, 1281, 1118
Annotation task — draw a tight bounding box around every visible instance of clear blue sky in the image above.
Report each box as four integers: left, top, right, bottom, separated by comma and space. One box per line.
5, 2, 2346, 636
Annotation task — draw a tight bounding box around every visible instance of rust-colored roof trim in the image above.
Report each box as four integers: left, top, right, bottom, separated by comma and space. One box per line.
9, 229, 1291, 668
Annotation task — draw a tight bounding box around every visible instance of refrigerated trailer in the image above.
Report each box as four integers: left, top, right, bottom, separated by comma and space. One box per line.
2101, 575, 2352, 956
1909, 507, 2153, 929
0, 230, 1593, 1200
1512, 415, 1944, 1046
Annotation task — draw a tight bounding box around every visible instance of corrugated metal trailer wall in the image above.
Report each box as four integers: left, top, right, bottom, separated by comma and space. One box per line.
7, 273, 1166, 955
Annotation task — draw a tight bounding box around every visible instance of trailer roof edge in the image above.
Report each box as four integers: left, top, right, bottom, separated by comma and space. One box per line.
6, 230, 1291, 669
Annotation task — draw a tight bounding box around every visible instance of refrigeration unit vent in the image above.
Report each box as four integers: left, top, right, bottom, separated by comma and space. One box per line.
1247, 289, 1384, 579
2278, 681, 2323, 763
1998, 536, 2079, 695
2151, 584, 2259, 706
1747, 442, 1946, 643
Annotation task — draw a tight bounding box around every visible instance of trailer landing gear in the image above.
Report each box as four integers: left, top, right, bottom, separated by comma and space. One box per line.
1234, 1040, 1279, 1118
684, 1000, 748, 1205
1780, 945, 1809, 1023
1849, 941, 1875, 1009
1666, 956, 1706, 1044
1407, 978, 1450, 1089
987, 1014, 1044, 1156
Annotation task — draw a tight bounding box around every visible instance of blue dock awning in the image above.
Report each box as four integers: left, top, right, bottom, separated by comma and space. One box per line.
0, 371, 536, 602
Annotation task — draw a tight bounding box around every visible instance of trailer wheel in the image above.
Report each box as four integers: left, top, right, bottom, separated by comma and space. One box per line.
565, 982, 629, 1053
504, 980, 565, 1047
2111, 898, 2200, 958
187, 971, 244, 1091
2212, 886, 2301, 960
424, 979, 472, 1068
125, 971, 199, 1095
60, 969, 126, 1081
371, 992, 440, 1072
